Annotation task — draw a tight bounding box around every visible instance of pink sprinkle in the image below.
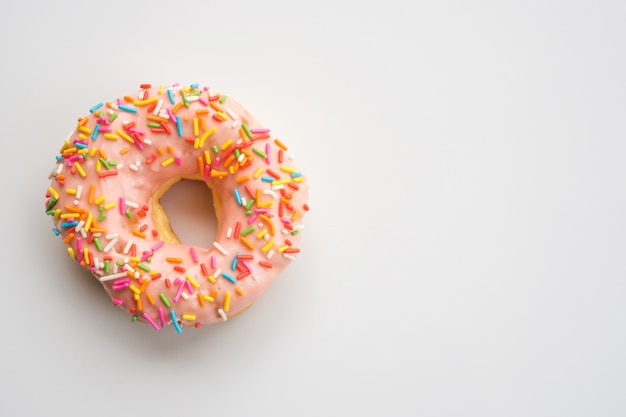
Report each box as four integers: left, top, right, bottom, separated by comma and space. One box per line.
151, 241, 165, 251
247, 214, 257, 225
198, 97, 209, 106
113, 278, 130, 286
143, 313, 160, 331
204, 164, 210, 181
265, 143, 271, 164
175, 155, 182, 166
173, 279, 185, 302
168, 108, 176, 122
214, 156, 220, 167
99, 127, 112, 133
141, 251, 153, 262
184, 280, 193, 293
116, 98, 122, 105
173, 278, 181, 285
242, 260, 252, 272
173, 82, 180, 87
112, 283, 129, 291
211, 255, 216, 268
190, 247, 198, 263
250, 128, 270, 134
281, 218, 292, 224
112, 298, 123, 305
254, 208, 268, 214
158, 307, 166, 328
119, 197, 126, 215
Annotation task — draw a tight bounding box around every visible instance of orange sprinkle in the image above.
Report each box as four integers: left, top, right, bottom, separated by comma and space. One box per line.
197, 156, 204, 175
88, 184, 95, 204
259, 214, 275, 236
209, 101, 223, 112
146, 293, 156, 305
132, 230, 147, 239
63, 232, 75, 244
172, 102, 184, 114
240, 236, 254, 250
120, 147, 130, 155
235, 175, 249, 183
166, 257, 183, 264
274, 139, 288, 150
197, 292, 205, 307
235, 287, 244, 296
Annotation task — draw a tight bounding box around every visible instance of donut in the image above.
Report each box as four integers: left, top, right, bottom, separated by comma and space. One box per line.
45, 83, 309, 332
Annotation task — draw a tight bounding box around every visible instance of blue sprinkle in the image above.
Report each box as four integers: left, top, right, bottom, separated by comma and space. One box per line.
290, 172, 302, 178
89, 102, 103, 113
221, 273, 236, 284
231, 255, 238, 271
190, 83, 199, 89
261, 176, 274, 182
61, 221, 78, 229
118, 105, 138, 114
234, 189, 242, 205
91, 124, 99, 140
55, 156, 63, 162
75, 142, 87, 149
52, 228, 60, 236
170, 310, 182, 334
176, 116, 182, 137
167, 89, 175, 104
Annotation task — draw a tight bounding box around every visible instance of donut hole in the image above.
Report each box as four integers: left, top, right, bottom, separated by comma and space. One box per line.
159, 179, 218, 248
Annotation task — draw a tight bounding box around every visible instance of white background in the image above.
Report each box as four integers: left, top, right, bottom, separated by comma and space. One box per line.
1, 0, 625, 415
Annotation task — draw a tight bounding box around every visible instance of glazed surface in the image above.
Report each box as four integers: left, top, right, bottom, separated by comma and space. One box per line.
46, 83, 308, 332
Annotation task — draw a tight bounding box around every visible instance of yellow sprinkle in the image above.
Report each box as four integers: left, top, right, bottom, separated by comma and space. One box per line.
280, 166, 296, 173
84, 212, 93, 232
83, 248, 89, 263
253, 167, 263, 179
103, 202, 116, 210
186, 275, 200, 289
134, 97, 159, 106
129, 256, 141, 263
182, 314, 197, 321
256, 229, 267, 239
240, 236, 254, 250
161, 157, 174, 167
224, 292, 231, 312
291, 210, 300, 221
78, 126, 92, 134
204, 150, 212, 164
104, 133, 120, 140
59, 140, 71, 153
293, 176, 304, 183
208, 275, 216, 284
193, 138, 200, 149
129, 284, 141, 295
261, 240, 274, 253
200, 127, 216, 148
90, 148, 98, 157
66, 188, 77, 195
193, 117, 199, 136
78, 134, 88, 141
53, 209, 61, 220
96, 159, 102, 173
47, 187, 60, 200
215, 111, 227, 121
220, 138, 232, 150
74, 161, 86, 178
235, 287, 244, 296
258, 200, 274, 209
158, 85, 164, 94
203, 294, 215, 302
271, 178, 291, 186
67, 247, 76, 259
116, 129, 134, 144
277, 245, 289, 253
94, 195, 106, 205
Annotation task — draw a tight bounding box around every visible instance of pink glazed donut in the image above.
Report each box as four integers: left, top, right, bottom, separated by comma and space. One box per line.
45, 83, 309, 333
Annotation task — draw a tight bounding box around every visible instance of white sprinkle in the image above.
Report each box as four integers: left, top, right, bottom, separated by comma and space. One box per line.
181, 292, 190, 300
109, 105, 118, 112
129, 164, 138, 171
105, 233, 118, 240
134, 271, 140, 279
267, 250, 274, 259
125, 201, 139, 209
152, 98, 163, 116
271, 185, 285, 191
158, 111, 170, 120
226, 227, 233, 238
213, 242, 227, 255
252, 275, 259, 281
113, 264, 119, 274
80, 229, 87, 238
167, 85, 183, 91
103, 238, 118, 253
75, 220, 85, 233
94, 257, 100, 269
99, 272, 127, 282
237, 153, 246, 163
186, 95, 199, 102
73, 199, 79, 206
264, 234, 270, 241
124, 263, 135, 273
282, 229, 289, 235
123, 240, 133, 255
283, 254, 296, 261
225, 108, 237, 120
92, 233, 101, 237
218, 309, 228, 321
208, 88, 215, 97
143, 139, 152, 145
262, 190, 278, 199
295, 224, 305, 230
123, 257, 130, 263
241, 197, 247, 206
231, 120, 241, 129
76, 185, 83, 199
214, 268, 222, 278
117, 163, 124, 169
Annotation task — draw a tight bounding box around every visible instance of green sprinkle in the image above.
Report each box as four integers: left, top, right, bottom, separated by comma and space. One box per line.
241, 226, 255, 236
131, 315, 138, 322
219, 95, 227, 104
98, 157, 110, 169
116, 261, 125, 266
245, 210, 252, 216
182, 92, 189, 108
45, 210, 56, 216
94, 237, 103, 251
125, 209, 132, 219
98, 213, 106, 222
212, 145, 219, 153
109, 161, 118, 166
159, 293, 171, 308
46, 197, 58, 210
137, 263, 150, 272
146, 122, 161, 128
252, 148, 267, 158
245, 199, 255, 210
188, 90, 201, 97
108, 112, 118, 123
234, 149, 241, 159
104, 260, 110, 274
241, 122, 252, 138
98, 205, 104, 212
291, 230, 299, 235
